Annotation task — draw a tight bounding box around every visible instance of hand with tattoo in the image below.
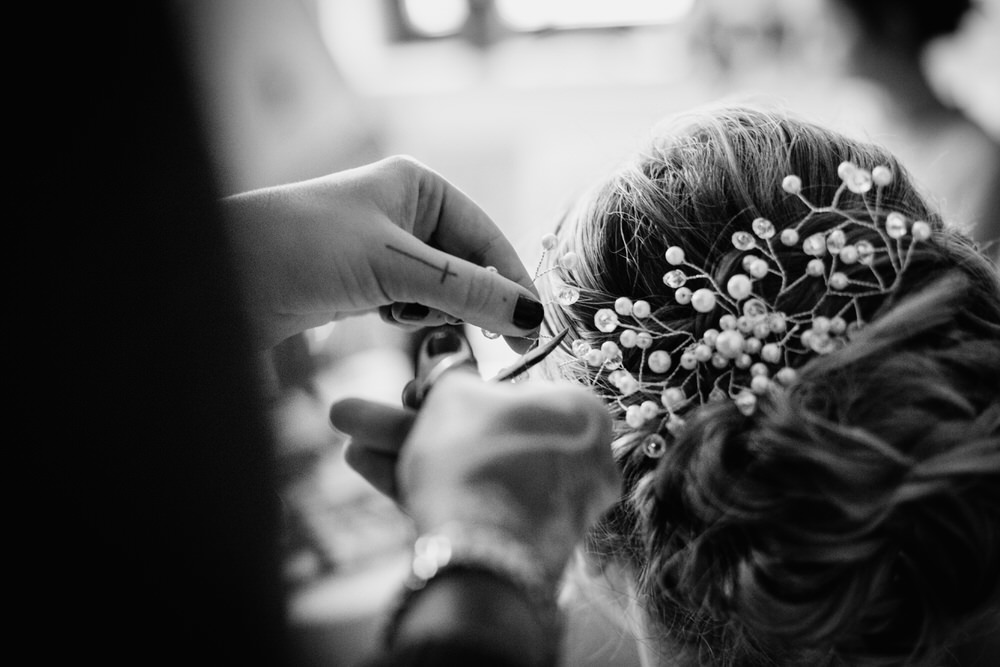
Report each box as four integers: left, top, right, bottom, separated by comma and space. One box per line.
222, 156, 543, 351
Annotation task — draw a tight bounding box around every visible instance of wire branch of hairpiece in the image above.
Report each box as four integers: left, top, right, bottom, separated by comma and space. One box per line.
515, 161, 929, 459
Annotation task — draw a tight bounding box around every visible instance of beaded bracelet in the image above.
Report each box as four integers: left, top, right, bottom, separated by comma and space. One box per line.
383, 521, 563, 664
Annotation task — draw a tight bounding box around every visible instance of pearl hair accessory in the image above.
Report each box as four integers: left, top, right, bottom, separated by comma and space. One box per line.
540, 161, 929, 449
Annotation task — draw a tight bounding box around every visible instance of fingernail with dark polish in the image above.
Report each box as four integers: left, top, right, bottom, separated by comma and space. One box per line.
398, 303, 430, 321
512, 296, 544, 330
426, 329, 463, 356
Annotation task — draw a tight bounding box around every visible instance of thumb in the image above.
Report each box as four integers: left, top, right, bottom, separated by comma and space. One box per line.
377, 230, 544, 339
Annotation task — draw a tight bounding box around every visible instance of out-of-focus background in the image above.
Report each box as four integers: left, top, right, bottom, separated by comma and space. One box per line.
177, 1, 999, 665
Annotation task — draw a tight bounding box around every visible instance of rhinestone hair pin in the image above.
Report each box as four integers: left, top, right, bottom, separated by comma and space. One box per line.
536, 161, 929, 457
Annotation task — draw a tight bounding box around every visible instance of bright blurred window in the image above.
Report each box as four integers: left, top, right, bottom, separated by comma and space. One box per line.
496, 0, 695, 31
400, 0, 471, 37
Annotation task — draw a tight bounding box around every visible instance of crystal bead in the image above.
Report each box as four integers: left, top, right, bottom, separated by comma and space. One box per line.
691, 288, 717, 313
846, 167, 873, 194
641, 433, 667, 458
743, 298, 768, 321
856, 241, 875, 265
556, 285, 580, 305
826, 229, 847, 254
601, 341, 621, 360
886, 212, 908, 239
585, 349, 604, 366
571, 339, 591, 357
674, 287, 692, 305
732, 231, 755, 251
664, 246, 685, 265
648, 350, 671, 373
632, 300, 651, 319
780, 228, 799, 246
619, 329, 637, 348
752, 217, 776, 239
803, 233, 827, 257
594, 308, 619, 333
482, 329, 501, 340
485, 265, 498, 273
663, 270, 687, 288
727, 274, 753, 300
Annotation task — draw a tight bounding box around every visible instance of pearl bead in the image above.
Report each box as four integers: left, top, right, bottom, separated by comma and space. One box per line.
781, 174, 802, 194
744, 338, 762, 355
911, 220, 931, 241
585, 349, 604, 366
691, 288, 717, 313
675, 287, 692, 305
719, 314, 738, 330
735, 391, 757, 416
749, 258, 769, 279
541, 233, 558, 250
776, 367, 798, 385
751, 375, 771, 394
601, 341, 621, 359
636, 332, 653, 349
807, 258, 825, 277
680, 351, 697, 369
625, 405, 644, 428
711, 353, 729, 369
736, 353, 753, 369
715, 329, 745, 358
727, 274, 753, 300
856, 241, 875, 265
560, 252, 580, 270
694, 344, 713, 362
780, 228, 799, 246
768, 313, 787, 334
830, 272, 849, 290
872, 165, 892, 186
664, 246, 685, 265
632, 300, 651, 319
640, 400, 659, 419
812, 316, 831, 334
846, 168, 873, 194
830, 316, 847, 334
752, 322, 770, 340
750, 363, 769, 377
837, 161, 856, 181
661, 387, 685, 409
619, 376, 639, 395
839, 245, 859, 264
619, 329, 637, 348
648, 350, 671, 373
761, 343, 781, 364
615, 297, 633, 316
703, 328, 719, 347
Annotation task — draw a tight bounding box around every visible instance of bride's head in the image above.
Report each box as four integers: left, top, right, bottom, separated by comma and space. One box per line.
540, 104, 1000, 666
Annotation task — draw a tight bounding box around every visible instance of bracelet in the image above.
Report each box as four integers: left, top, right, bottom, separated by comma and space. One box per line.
384, 521, 563, 663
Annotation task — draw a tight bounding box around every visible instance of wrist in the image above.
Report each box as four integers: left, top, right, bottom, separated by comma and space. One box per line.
385, 521, 564, 666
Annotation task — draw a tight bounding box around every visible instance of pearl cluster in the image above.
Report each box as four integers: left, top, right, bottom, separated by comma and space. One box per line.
542, 161, 928, 453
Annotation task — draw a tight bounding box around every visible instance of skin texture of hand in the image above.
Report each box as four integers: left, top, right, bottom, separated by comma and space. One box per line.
330, 372, 620, 583
222, 156, 543, 351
